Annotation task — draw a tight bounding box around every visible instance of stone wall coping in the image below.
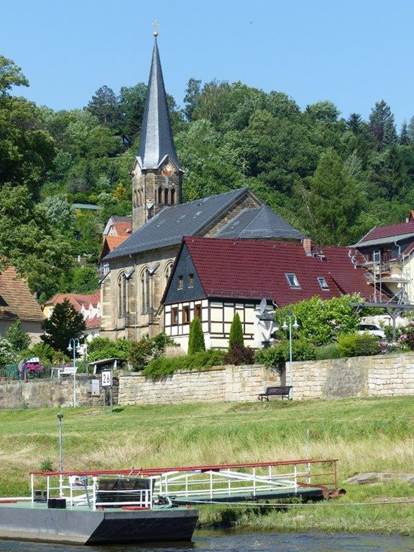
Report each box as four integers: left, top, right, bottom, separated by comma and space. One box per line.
119, 364, 268, 379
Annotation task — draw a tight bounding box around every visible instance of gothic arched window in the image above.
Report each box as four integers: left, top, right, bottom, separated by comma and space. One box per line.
141, 268, 151, 314
118, 272, 127, 318
165, 262, 173, 286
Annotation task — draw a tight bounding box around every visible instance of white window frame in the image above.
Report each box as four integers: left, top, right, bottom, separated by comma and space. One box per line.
285, 272, 301, 289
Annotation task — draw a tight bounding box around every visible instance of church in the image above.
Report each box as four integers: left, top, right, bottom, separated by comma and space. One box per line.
100, 35, 303, 342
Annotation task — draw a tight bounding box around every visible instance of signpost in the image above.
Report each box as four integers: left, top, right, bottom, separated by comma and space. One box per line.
101, 370, 113, 406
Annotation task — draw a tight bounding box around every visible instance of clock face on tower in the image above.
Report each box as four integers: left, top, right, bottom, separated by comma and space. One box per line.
161, 163, 175, 177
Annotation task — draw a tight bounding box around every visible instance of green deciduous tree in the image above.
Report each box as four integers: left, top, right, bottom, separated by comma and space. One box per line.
0, 185, 73, 299
41, 299, 85, 353
6, 320, 30, 352
188, 316, 205, 354
275, 295, 361, 347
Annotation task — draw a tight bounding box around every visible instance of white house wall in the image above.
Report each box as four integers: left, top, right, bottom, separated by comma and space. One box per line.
165, 299, 264, 352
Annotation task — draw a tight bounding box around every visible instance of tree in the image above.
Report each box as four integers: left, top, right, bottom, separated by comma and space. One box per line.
0, 185, 73, 299
229, 313, 244, 350
6, 320, 30, 352
183, 78, 201, 121
87, 85, 119, 128
369, 100, 397, 149
400, 121, 410, 145
188, 317, 205, 354
302, 149, 364, 245
0, 56, 28, 95
41, 300, 85, 353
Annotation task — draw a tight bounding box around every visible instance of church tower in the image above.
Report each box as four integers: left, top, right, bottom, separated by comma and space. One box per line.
132, 33, 183, 231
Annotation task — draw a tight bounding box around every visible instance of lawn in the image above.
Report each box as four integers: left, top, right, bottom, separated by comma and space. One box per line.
1, 397, 414, 533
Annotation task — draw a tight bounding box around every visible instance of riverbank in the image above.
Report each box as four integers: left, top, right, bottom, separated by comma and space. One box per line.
0, 397, 413, 533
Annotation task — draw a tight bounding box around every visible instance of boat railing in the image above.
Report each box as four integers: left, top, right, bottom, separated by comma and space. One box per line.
29, 473, 154, 511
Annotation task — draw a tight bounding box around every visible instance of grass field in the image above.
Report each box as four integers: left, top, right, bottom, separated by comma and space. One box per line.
1, 397, 414, 533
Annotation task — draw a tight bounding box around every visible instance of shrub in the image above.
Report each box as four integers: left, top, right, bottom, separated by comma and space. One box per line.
314, 343, 341, 360
224, 344, 254, 365
0, 338, 17, 368
19, 342, 55, 366
143, 350, 226, 379
229, 313, 244, 350
255, 338, 316, 369
6, 321, 30, 352
400, 324, 414, 350
87, 337, 131, 363
275, 295, 361, 347
188, 317, 205, 354
128, 333, 172, 371
337, 333, 380, 357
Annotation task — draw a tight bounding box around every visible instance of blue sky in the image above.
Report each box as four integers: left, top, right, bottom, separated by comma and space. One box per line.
3, 0, 413, 127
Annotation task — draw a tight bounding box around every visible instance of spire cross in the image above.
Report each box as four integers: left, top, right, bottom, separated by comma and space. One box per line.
152, 19, 159, 37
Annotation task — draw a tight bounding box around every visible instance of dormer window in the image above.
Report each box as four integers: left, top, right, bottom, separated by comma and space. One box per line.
317, 276, 330, 290
177, 276, 184, 290
285, 273, 301, 289
188, 274, 194, 288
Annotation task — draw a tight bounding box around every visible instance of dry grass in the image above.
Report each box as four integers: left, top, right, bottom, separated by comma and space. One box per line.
1, 397, 414, 532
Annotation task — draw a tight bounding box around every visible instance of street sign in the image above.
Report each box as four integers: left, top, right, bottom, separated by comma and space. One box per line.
101, 370, 112, 388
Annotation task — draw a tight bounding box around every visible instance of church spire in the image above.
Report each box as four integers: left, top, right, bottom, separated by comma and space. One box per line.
137, 35, 181, 171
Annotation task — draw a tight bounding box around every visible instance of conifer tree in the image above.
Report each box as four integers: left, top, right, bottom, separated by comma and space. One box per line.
41, 299, 85, 353
188, 316, 205, 354
228, 313, 244, 351
369, 100, 397, 149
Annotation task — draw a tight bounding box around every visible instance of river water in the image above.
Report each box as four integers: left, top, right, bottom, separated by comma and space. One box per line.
0, 531, 413, 552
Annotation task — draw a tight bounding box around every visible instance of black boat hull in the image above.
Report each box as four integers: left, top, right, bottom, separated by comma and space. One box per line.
0, 505, 198, 545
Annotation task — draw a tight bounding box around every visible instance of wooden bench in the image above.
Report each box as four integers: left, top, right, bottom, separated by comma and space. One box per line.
258, 386, 292, 401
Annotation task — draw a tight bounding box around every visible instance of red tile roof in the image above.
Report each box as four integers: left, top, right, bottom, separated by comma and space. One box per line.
0, 267, 43, 322
360, 220, 414, 242
111, 221, 132, 236
182, 237, 371, 306
46, 291, 100, 311
100, 235, 130, 260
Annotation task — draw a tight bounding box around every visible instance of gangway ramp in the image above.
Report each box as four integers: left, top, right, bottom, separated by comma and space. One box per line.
152, 459, 338, 504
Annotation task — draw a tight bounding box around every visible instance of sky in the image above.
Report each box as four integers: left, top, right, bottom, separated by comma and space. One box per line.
2, 0, 414, 127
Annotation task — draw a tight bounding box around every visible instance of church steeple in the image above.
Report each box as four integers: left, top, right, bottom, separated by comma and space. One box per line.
132, 34, 183, 232
137, 36, 181, 171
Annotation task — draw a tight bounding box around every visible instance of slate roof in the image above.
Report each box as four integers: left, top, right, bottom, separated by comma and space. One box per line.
104, 188, 250, 260
356, 220, 414, 247
137, 38, 181, 171
0, 267, 43, 322
217, 205, 303, 240
167, 237, 371, 306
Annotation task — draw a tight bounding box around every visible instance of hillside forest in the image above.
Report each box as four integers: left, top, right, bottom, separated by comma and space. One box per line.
1, 55, 414, 301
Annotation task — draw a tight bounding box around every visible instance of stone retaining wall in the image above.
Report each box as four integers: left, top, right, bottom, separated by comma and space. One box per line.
286, 352, 414, 400
118, 364, 280, 405
0, 376, 104, 409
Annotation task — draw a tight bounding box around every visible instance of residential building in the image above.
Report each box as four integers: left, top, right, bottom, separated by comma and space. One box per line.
100, 36, 303, 341
353, 212, 414, 304
162, 237, 372, 351
0, 267, 44, 343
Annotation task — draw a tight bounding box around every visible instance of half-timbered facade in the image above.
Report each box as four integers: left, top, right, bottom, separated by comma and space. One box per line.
162, 237, 373, 352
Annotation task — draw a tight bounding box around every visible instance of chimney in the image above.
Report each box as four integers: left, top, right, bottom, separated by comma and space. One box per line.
303, 238, 313, 256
